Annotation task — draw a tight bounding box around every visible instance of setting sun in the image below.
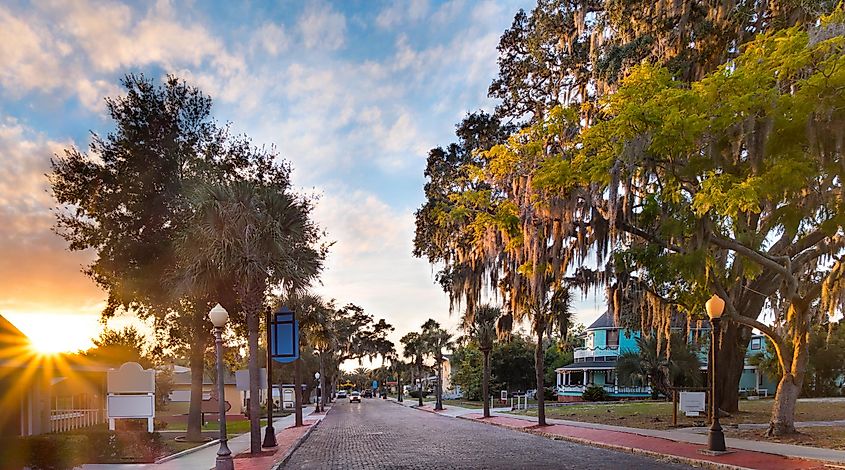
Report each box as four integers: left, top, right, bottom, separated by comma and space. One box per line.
5, 313, 98, 354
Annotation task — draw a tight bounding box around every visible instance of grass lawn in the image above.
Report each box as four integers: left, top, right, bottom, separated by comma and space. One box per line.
442, 399, 484, 409
509, 399, 845, 431
164, 418, 268, 435
727, 426, 845, 451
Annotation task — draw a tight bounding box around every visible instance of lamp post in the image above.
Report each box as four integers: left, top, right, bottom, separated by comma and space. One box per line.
263, 306, 277, 448
706, 294, 727, 453
208, 303, 234, 470
314, 371, 321, 412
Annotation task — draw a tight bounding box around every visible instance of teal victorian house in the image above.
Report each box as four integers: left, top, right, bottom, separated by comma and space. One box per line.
554, 311, 778, 402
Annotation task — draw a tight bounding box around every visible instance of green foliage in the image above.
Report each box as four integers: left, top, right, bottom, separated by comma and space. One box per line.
14, 431, 166, 468
490, 334, 537, 392
615, 334, 704, 398
451, 342, 484, 400
582, 385, 610, 402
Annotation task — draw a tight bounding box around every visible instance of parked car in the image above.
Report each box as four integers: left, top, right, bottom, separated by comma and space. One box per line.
337, 390, 348, 399
349, 391, 362, 403
363, 390, 373, 398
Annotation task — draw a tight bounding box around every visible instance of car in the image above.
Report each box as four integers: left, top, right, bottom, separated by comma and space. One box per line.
349, 391, 361, 403
363, 390, 373, 398
337, 390, 348, 399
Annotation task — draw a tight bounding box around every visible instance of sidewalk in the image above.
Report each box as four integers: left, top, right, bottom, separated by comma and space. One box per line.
394, 399, 844, 470
82, 407, 324, 470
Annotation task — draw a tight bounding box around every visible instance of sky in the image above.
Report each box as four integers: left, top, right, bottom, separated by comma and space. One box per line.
0, 0, 607, 356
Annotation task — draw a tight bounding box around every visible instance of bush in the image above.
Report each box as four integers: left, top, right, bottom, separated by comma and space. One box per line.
16, 431, 166, 468
582, 385, 609, 402
17, 435, 88, 470
409, 390, 429, 399
543, 387, 556, 401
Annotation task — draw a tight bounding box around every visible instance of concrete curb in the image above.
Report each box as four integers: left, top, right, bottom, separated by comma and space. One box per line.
272, 413, 326, 469
454, 414, 751, 470
154, 438, 220, 464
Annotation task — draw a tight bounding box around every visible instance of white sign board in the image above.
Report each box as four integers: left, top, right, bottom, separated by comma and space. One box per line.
500, 390, 508, 401
282, 388, 294, 409
108, 362, 155, 394
108, 395, 154, 418
679, 391, 706, 417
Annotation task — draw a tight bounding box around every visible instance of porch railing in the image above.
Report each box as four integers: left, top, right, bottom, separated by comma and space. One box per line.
50, 409, 103, 433
573, 345, 619, 360
557, 384, 652, 395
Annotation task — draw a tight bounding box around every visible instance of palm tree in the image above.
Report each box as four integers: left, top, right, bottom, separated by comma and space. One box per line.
615, 334, 703, 398
401, 332, 427, 406
462, 304, 502, 418
296, 294, 334, 411
176, 180, 323, 453
513, 285, 573, 426
422, 319, 454, 411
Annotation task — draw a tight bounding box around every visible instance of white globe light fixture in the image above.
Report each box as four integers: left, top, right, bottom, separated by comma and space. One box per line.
208, 303, 229, 328
705, 294, 725, 320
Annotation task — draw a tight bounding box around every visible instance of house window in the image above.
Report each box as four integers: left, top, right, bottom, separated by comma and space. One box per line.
607, 329, 619, 347
751, 338, 762, 350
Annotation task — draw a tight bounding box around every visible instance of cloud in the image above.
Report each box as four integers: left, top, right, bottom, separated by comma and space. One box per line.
376, 0, 430, 29
297, 2, 347, 51
312, 187, 455, 350
0, 120, 105, 317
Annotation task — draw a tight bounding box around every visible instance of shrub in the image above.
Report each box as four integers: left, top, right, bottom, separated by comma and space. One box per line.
543, 387, 557, 401
16, 430, 167, 468
409, 390, 429, 399
582, 385, 609, 402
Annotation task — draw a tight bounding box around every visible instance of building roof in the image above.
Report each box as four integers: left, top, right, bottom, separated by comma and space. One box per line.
587, 311, 617, 330
173, 369, 236, 386
557, 360, 618, 371
0, 313, 30, 347
586, 310, 709, 331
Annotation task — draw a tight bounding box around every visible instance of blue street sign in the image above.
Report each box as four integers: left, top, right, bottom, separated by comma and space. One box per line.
270, 306, 299, 364
372, 380, 378, 389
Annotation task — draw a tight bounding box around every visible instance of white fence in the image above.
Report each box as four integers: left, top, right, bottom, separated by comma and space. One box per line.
50, 409, 103, 433
557, 384, 652, 395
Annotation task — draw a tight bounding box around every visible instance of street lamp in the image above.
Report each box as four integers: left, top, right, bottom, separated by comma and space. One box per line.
263, 307, 277, 448
314, 371, 321, 412
208, 303, 234, 470
705, 294, 727, 453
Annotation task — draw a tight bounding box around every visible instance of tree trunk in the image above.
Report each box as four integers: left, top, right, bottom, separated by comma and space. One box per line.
319, 353, 327, 409
186, 326, 206, 441
768, 303, 811, 436
535, 332, 546, 426
435, 353, 444, 410
768, 375, 802, 435
417, 366, 424, 407
246, 295, 262, 454
482, 349, 491, 418
294, 358, 303, 427
716, 322, 752, 413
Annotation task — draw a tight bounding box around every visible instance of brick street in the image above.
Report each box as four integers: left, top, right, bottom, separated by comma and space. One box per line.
283, 399, 693, 469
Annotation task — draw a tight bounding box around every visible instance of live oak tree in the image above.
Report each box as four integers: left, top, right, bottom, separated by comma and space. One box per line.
416, 2, 842, 433
536, 10, 845, 435
50, 75, 249, 442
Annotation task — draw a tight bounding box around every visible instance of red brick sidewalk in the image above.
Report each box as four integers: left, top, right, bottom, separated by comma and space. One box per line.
462, 414, 830, 470
233, 420, 317, 470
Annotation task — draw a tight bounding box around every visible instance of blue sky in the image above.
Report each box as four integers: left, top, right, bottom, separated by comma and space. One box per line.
0, 0, 606, 353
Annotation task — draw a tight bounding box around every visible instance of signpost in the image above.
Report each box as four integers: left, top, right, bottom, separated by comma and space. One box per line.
680, 391, 706, 417
107, 362, 156, 432
270, 306, 299, 364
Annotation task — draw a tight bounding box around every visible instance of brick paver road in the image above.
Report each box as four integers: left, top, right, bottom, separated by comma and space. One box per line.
283, 399, 693, 469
